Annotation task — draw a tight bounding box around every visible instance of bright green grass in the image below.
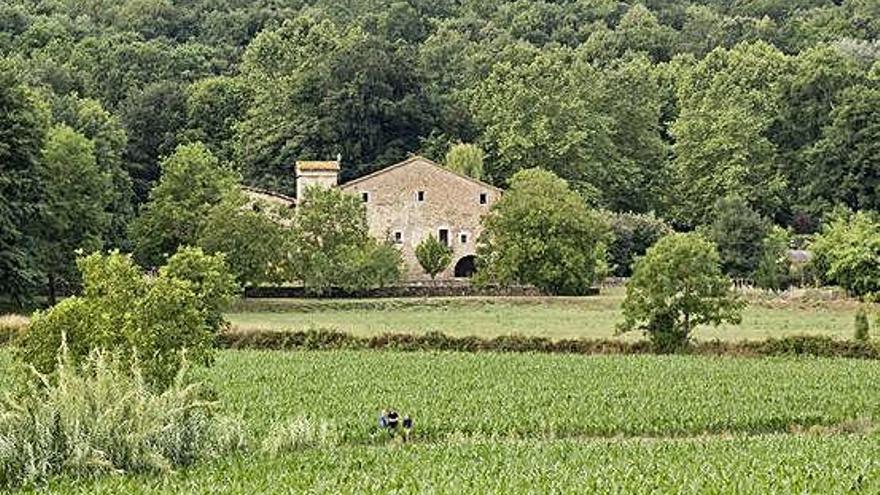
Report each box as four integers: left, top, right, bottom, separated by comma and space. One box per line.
201, 351, 880, 440
41, 434, 880, 494
22, 350, 880, 494
228, 296, 858, 341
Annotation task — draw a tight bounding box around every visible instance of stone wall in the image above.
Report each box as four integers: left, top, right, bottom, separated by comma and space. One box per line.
340, 157, 502, 280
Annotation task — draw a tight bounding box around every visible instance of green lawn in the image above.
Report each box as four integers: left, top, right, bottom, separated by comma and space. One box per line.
228, 291, 860, 341
24, 350, 880, 494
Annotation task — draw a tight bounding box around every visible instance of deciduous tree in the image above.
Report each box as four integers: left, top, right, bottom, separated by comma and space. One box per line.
619, 233, 744, 351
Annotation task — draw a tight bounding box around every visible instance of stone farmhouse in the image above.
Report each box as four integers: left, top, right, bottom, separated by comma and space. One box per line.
286, 155, 503, 280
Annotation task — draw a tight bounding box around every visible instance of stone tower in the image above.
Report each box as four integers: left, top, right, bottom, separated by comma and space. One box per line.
295, 160, 340, 200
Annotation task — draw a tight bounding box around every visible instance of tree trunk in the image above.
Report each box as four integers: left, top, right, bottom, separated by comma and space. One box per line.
47, 272, 57, 306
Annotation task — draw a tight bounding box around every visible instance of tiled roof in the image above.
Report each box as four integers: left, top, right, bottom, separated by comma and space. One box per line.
296, 161, 340, 172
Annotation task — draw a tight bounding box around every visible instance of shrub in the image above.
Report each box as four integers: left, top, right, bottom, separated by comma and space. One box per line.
604, 211, 673, 277
18, 249, 236, 389
477, 168, 610, 295
810, 211, 880, 297
0, 348, 242, 490
415, 235, 453, 279
619, 233, 745, 352
855, 307, 870, 342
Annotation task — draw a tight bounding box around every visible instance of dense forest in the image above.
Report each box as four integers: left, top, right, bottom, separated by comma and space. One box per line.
1, 0, 878, 303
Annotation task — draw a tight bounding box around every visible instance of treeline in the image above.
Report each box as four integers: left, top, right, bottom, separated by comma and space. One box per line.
1, 0, 878, 305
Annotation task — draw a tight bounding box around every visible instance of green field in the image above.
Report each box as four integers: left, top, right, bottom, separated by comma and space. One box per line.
20, 350, 880, 494
228, 291, 860, 341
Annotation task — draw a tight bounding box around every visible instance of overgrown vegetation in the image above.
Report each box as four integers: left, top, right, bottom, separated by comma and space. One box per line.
18, 249, 236, 389
0, 348, 241, 490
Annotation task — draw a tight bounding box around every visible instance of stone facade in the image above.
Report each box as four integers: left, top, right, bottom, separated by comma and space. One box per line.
295, 161, 340, 199
337, 156, 501, 280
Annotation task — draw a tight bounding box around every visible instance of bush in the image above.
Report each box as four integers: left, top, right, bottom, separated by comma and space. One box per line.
415, 235, 453, 279
477, 168, 610, 295
855, 307, 870, 342
604, 211, 673, 277
619, 233, 745, 352
18, 249, 236, 389
810, 211, 880, 297
0, 348, 242, 490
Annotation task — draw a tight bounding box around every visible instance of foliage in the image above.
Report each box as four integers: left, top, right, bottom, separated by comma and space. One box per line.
415, 235, 453, 280
477, 169, 610, 295
604, 211, 673, 277
804, 85, 880, 213
0, 70, 46, 308
290, 187, 402, 294
36, 124, 112, 302
0, 348, 240, 490
701, 195, 770, 278
854, 307, 870, 342
810, 212, 880, 296
197, 196, 289, 287
620, 233, 744, 351
754, 226, 793, 291
158, 246, 238, 336
18, 249, 234, 389
669, 42, 789, 226
444, 143, 484, 180
130, 142, 238, 268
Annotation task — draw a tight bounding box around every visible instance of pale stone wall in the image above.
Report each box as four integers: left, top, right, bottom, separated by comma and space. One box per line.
339, 157, 501, 279
296, 171, 338, 200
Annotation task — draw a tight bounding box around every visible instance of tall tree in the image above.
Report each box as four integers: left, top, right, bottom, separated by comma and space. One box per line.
0, 71, 47, 307
130, 142, 237, 268
469, 48, 616, 197
669, 42, 789, 227
804, 85, 880, 213
477, 168, 610, 295
444, 143, 484, 180
37, 125, 112, 303
235, 15, 435, 193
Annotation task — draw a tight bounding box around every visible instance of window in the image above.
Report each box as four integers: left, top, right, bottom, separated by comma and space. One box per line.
460, 233, 468, 244
394, 231, 403, 244
438, 229, 449, 246
417, 191, 425, 202
479, 192, 488, 205
361, 192, 370, 203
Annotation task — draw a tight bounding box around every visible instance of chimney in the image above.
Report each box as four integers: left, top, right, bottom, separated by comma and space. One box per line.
295, 160, 340, 200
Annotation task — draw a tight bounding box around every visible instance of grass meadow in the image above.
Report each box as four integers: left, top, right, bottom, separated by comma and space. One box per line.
17, 350, 880, 494
228, 288, 861, 342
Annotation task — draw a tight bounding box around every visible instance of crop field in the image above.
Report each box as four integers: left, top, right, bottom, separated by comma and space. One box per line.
228, 290, 860, 341
13, 349, 880, 493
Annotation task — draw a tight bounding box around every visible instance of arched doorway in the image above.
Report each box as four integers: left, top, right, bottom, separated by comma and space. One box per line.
453, 255, 477, 278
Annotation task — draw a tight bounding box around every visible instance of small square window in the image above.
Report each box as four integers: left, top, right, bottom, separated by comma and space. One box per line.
361, 192, 370, 203
417, 191, 425, 202
394, 231, 403, 244
460, 233, 468, 244
479, 193, 487, 205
